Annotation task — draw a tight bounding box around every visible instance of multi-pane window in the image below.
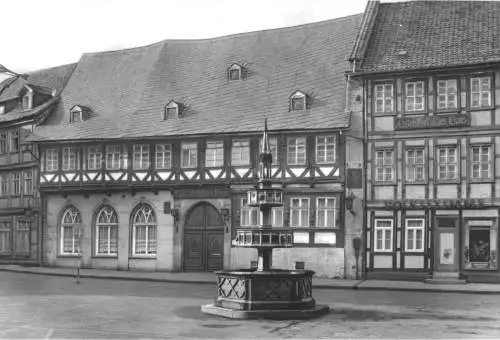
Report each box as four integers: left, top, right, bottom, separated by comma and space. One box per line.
231, 139, 250, 166
155, 144, 172, 169
87, 146, 102, 170
374, 219, 393, 252
133, 144, 150, 170
106, 145, 121, 170
438, 146, 458, 179
60, 206, 81, 255
290, 198, 309, 227
10, 130, 19, 152
375, 149, 393, 181
287, 137, 306, 165
259, 136, 278, 164
470, 76, 492, 108
437, 79, 458, 110
12, 173, 20, 195
181, 142, 198, 168
0, 132, 7, 154
406, 148, 425, 182
405, 218, 424, 252
23, 171, 33, 195
240, 198, 259, 227
46, 149, 59, 171
132, 204, 157, 256
405, 81, 425, 112
374, 83, 394, 112
0, 221, 11, 254
271, 207, 283, 227
95, 206, 118, 256
205, 141, 224, 167
316, 198, 336, 228
15, 220, 30, 255
471, 145, 492, 179
316, 136, 335, 164
62, 147, 77, 171
0, 174, 7, 196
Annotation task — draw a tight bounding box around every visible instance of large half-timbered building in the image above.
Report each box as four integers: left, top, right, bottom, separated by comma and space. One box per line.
28, 15, 363, 278
0, 64, 75, 264
349, 1, 500, 282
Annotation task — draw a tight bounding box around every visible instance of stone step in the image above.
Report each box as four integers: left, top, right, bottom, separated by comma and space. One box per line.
433, 272, 460, 278
424, 278, 467, 285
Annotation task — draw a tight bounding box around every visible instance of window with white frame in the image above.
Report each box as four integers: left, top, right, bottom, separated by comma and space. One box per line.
133, 144, 150, 170
155, 144, 172, 169
206, 141, 224, 167
0, 221, 11, 254
10, 130, 19, 152
23, 171, 33, 195
405, 81, 425, 112
0, 132, 7, 154
62, 147, 77, 171
46, 148, 59, 171
0, 174, 7, 196
470, 76, 492, 108
437, 79, 458, 110
181, 142, 198, 168
290, 198, 309, 227
316, 197, 336, 228
12, 173, 20, 195
240, 197, 259, 227
132, 204, 157, 256
374, 83, 394, 112
406, 148, 425, 182
271, 207, 283, 227
231, 139, 250, 166
438, 146, 458, 179
60, 206, 81, 255
106, 145, 121, 170
287, 137, 306, 165
22, 93, 31, 110
405, 218, 424, 252
259, 136, 278, 164
316, 136, 335, 164
375, 149, 394, 181
15, 220, 30, 255
374, 219, 393, 252
95, 206, 118, 256
471, 145, 492, 179
87, 146, 102, 170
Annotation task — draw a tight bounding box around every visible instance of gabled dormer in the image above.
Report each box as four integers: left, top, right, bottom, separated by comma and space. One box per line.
70, 105, 91, 123
228, 63, 246, 81
164, 100, 184, 120
289, 90, 308, 111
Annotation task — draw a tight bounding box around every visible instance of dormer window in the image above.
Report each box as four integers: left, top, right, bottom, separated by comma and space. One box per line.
0, 105, 4, 114
69, 105, 90, 123
290, 91, 307, 111
164, 100, 183, 119
22, 93, 32, 110
228, 63, 244, 81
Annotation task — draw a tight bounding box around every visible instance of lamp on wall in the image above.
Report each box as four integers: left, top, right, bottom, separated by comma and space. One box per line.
220, 208, 230, 233
345, 191, 355, 213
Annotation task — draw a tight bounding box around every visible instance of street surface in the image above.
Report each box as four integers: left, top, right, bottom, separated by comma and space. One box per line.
0, 271, 499, 339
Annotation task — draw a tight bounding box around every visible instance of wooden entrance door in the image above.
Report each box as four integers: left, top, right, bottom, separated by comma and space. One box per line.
435, 216, 459, 272
183, 203, 224, 272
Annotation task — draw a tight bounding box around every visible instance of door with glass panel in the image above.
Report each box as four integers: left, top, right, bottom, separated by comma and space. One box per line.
435, 216, 459, 272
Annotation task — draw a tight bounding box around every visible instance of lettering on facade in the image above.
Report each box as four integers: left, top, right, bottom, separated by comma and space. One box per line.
385, 199, 485, 210
395, 113, 470, 130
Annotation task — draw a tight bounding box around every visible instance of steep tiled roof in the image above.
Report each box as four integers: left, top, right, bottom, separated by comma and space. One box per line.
359, 1, 500, 73
30, 14, 362, 142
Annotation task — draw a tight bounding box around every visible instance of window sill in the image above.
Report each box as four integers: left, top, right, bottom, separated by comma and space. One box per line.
469, 106, 495, 112
129, 255, 157, 259
57, 254, 80, 258
435, 109, 460, 114
469, 178, 494, 184
401, 110, 428, 115
435, 179, 460, 185
92, 255, 118, 259
404, 180, 428, 185
373, 181, 397, 186
404, 251, 425, 255
372, 251, 393, 254
372, 111, 397, 117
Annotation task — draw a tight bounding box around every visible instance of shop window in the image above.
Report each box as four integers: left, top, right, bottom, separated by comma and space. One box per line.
206, 141, 224, 167
464, 220, 497, 270
181, 142, 198, 168
374, 83, 394, 113
471, 145, 492, 179
375, 149, 393, 182
131, 204, 157, 256
437, 146, 458, 180
287, 137, 306, 165
405, 218, 424, 252
374, 219, 393, 252
231, 139, 250, 166
470, 76, 492, 109
0, 221, 11, 255
437, 79, 458, 110
406, 148, 425, 182
60, 206, 82, 255
133, 144, 150, 170
405, 81, 425, 112
95, 206, 118, 256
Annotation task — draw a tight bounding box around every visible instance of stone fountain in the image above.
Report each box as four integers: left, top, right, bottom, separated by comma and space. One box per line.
201, 120, 330, 319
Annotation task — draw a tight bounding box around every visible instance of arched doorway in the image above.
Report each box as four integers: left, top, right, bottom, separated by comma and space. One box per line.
183, 203, 224, 272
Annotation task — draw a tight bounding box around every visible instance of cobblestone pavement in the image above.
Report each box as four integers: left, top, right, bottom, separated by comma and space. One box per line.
1, 271, 499, 339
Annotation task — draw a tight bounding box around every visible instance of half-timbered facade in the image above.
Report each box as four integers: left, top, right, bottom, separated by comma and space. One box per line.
0, 64, 75, 264
28, 15, 363, 278
349, 0, 500, 282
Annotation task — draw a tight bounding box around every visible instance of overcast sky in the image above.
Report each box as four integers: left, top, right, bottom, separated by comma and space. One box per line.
1, 0, 372, 74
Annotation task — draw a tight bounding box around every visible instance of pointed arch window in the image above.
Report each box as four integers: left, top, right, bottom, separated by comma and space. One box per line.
132, 204, 157, 256
95, 206, 118, 256
290, 91, 307, 111
60, 206, 82, 255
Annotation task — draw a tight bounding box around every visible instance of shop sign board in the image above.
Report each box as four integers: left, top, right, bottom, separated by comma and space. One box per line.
385, 199, 485, 210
